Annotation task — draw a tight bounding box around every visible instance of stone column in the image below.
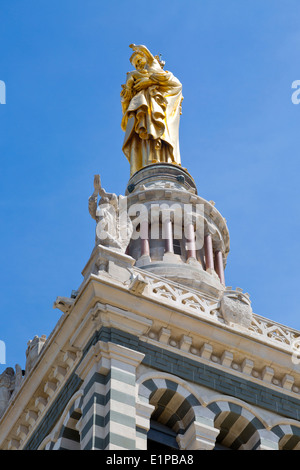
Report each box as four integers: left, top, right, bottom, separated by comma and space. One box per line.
214, 250, 225, 285
204, 233, 214, 273
256, 430, 280, 450
135, 400, 155, 450
76, 341, 145, 450
163, 218, 174, 254
136, 217, 151, 267
185, 223, 196, 260
140, 220, 150, 257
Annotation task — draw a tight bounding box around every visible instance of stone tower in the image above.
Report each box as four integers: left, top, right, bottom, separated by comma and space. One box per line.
1, 45, 300, 451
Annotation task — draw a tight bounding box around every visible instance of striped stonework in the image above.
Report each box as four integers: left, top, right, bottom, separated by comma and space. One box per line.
271, 424, 300, 450
18, 330, 300, 450
54, 406, 83, 450
105, 366, 137, 449
138, 375, 219, 450
140, 377, 203, 434
58, 409, 82, 450
80, 372, 107, 449
207, 401, 278, 450
76, 340, 144, 450
137, 372, 300, 450
40, 392, 84, 450
135, 400, 155, 450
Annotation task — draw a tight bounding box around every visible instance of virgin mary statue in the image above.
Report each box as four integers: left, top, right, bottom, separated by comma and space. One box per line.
121, 44, 183, 176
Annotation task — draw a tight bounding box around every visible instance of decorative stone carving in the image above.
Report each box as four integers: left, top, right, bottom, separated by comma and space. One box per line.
89, 175, 133, 253
131, 269, 300, 354
53, 296, 74, 314
128, 273, 148, 295
0, 364, 23, 417
12, 364, 23, 397
25, 335, 47, 375
220, 292, 253, 328
0, 367, 15, 418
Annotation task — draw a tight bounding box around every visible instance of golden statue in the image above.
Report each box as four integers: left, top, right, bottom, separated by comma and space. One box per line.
121, 44, 183, 176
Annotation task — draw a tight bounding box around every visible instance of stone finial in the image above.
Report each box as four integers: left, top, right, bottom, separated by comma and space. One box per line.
25, 335, 47, 375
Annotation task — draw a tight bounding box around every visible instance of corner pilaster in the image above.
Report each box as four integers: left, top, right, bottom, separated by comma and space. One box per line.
75, 341, 144, 450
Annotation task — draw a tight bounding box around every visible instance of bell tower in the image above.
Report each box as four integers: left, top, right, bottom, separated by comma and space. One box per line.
125, 162, 228, 298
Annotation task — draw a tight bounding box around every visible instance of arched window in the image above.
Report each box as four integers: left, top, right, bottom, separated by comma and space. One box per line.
145, 385, 198, 450
211, 408, 262, 450
272, 425, 300, 450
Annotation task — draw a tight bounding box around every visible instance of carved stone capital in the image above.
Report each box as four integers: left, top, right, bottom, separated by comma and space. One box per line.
177, 420, 219, 450
75, 340, 145, 382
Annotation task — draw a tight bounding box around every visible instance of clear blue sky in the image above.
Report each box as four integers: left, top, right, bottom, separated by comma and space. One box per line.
0, 0, 300, 373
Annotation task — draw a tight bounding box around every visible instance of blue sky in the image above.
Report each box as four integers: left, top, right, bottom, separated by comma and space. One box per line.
0, 0, 300, 373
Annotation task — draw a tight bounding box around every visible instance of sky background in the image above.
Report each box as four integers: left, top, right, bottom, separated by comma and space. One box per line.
0, 0, 300, 373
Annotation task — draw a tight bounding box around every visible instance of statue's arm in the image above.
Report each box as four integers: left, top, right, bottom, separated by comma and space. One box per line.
133, 77, 156, 92
88, 175, 101, 220
151, 71, 182, 88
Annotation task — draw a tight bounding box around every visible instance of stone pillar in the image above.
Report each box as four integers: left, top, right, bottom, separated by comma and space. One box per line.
177, 420, 219, 450
135, 400, 155, 450
256, 430, 280, 450
185, 223, 196, 260
140, 220, 150, 257
163, 218, 174, 254
214, 250, 225, 285
76, 341, 145, 450
136, 218, 151, 267
204, 233, 214, 273
77, 370, 106, 450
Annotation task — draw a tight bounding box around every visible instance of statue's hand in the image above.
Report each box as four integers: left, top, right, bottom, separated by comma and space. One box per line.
133, 78, 153, 92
